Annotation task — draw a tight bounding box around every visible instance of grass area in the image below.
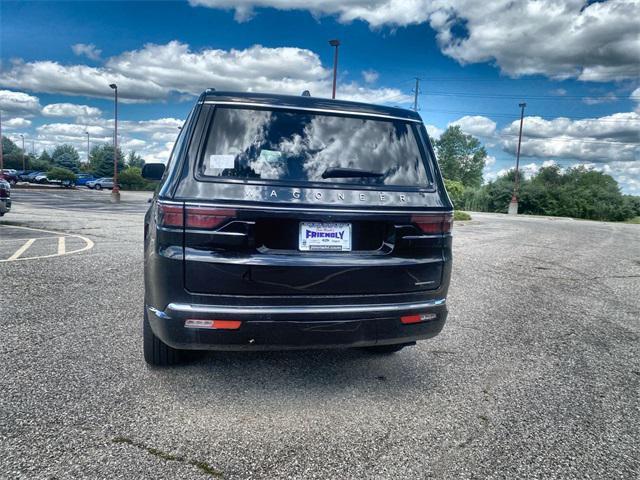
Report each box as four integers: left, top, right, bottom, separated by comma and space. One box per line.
453, 210, 472, 221
112, 436, 223, 477
624, 217, 640, 224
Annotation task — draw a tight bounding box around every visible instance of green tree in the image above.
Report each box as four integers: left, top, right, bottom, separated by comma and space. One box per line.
39, 150, 52, 164
51, 144, 81, 172
443, 179, 465, 207
473, 166, 635, 222
89, 144, 125, 178
126, 151, 145, 169
1, 136, 27, 170
434, 126, 487, 188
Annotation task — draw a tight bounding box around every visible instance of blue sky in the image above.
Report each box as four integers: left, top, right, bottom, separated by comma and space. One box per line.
1, 0, 638, 192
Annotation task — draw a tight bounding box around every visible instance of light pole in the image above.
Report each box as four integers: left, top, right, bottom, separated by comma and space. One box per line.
329, 39, 340, 99
109, 83, 120, 202
20, 134, 25, 170
85, 131, 90, 164
509, 102, 527, 215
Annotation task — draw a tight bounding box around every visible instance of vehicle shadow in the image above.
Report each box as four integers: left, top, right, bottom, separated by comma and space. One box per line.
150, 347, 439, 404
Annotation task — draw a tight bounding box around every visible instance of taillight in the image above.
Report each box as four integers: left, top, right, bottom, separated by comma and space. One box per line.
411, 214, 453, 234
157, 203, 183, 227
185, 207, 236, 229
157, 202, 236, 230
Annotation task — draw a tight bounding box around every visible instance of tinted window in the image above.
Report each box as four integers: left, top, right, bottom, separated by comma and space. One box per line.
200, 107, 431, 187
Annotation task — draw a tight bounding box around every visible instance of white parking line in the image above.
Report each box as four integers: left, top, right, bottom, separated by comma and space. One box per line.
0, 225, 94, 262
57, 236, 66, 255
8, 238, 36, 260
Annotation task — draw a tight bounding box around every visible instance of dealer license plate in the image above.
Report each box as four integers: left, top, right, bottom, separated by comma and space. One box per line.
299, 222, 352, 251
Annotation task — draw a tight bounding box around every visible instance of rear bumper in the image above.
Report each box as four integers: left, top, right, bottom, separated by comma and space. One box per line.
147, 298, 447, 351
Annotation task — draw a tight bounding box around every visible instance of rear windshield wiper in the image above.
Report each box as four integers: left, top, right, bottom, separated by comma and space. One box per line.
321, 167, 384, 179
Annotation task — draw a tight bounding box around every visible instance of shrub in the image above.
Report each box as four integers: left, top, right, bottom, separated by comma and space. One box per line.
453, 210, 471, 221
444, 179, 465, 208
46, 167, 77, 183
118, 167, 155, 191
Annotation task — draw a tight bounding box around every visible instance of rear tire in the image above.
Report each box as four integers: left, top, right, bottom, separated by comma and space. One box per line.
362, 343, 410, 354
143, 309, 181, 366
95, 184, 102, 190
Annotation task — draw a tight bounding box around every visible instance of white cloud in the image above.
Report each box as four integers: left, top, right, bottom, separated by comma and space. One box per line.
582, 92, 618, 105
191, 0, 640, 82
0, 90, 42, 116
500, 113, 640, 163
0, 41, 408, 104
362, 69, 379, 84
2, 117, 32, 130
42, 103, 102, 118
497, 112, 640, 193
71, 43, 102, 61
450, 115, 496, 138
33, 116, 184, 165
632, 87, 640, 113
425, 124, 443, 139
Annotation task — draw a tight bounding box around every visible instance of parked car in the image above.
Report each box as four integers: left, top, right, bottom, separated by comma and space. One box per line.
0, 169, 18, 186
75, 173, 97, 186
86, 177, 116, 190
0, 178, 11, 216
34, 173, 50, 184
17, 170, 35, 181
25, 171, 44, 183
141, 90, 453, 366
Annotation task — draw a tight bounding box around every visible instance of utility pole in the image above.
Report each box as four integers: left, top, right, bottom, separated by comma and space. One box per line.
509, 102, 527, 215
412, 77, 420, 111
329, 39, 340, 99
85, 131, 90, 164
109, 83, 120, 203
31, 140, 35, 156
20, 134, 25, 171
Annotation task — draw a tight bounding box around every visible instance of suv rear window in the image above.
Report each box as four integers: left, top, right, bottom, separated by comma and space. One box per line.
199, 107, 431, 188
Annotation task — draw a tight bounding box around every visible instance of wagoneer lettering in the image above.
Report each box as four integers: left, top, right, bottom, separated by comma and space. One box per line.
142, 91, 453, 366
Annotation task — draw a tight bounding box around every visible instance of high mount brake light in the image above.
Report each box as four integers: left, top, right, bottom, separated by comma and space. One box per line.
410, 214, 453, 234
157, 202, 236, 230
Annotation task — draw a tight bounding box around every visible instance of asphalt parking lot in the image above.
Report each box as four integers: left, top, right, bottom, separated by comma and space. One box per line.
1, 188, 639, 479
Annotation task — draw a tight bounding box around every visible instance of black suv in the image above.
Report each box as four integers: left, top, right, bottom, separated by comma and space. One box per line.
142, 90, 453, 366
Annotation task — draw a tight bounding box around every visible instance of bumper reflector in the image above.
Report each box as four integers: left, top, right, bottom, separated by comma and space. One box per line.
185, 319, 242, 330
401, 313, 437, 324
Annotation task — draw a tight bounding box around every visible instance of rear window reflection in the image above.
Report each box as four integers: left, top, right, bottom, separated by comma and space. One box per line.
200, 107, 431, 187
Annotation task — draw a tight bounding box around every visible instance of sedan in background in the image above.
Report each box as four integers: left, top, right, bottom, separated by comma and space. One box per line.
86, 177, 116, 190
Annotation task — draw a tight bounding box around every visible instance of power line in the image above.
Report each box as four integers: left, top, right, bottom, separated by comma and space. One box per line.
420, 107, 640, 123
420, 90, 629, 100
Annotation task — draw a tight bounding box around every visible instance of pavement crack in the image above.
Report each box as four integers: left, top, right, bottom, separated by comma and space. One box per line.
112, 437, 223, 478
